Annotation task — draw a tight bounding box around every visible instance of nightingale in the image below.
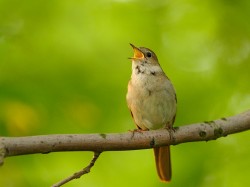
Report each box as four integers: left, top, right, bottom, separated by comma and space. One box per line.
126, 44, 177, 182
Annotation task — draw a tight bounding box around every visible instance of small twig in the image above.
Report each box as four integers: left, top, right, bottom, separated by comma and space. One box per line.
51, 152, 101, 187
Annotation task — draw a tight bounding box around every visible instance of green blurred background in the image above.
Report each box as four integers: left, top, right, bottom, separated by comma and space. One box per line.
0, 0, 250, 186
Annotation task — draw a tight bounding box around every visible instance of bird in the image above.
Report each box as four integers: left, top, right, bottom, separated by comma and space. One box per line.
126, 44, 177, 182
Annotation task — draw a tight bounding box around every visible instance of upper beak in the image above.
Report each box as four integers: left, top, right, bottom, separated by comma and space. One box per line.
129, 43, 144, 59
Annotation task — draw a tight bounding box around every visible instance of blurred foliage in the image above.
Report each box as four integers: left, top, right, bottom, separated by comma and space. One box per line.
0, 0, 250, 186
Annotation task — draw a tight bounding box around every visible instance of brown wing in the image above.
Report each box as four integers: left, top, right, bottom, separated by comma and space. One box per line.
129, 110, 142, 130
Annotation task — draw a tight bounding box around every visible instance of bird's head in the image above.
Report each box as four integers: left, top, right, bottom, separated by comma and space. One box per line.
129, 44, 159, 65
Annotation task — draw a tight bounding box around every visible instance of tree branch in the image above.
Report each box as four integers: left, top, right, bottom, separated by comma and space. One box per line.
0, 110, 250, 162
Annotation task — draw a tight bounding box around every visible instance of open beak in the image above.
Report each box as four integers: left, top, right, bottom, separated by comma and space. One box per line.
129, 43, 144, 59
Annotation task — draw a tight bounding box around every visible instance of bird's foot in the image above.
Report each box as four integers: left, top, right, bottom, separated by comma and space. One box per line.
129, 129, 144, 133
164, 126, 176, 144
129, 128, 146, 138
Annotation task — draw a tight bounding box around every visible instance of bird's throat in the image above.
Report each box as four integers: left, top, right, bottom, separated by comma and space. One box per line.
132, 62, 163, 76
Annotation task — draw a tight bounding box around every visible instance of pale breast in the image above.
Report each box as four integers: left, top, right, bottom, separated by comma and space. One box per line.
127, 70, 176, 130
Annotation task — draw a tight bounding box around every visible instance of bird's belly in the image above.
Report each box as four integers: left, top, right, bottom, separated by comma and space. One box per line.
131, 89, 175, 130
141, 94, 169, 129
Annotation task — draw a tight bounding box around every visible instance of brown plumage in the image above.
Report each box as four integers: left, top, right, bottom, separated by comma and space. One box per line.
126, 44, 177, 182
154, 146, 171, 181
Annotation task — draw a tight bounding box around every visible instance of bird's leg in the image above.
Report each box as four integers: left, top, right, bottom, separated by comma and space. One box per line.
164, 124, 176, 144
129, 125, 147, 138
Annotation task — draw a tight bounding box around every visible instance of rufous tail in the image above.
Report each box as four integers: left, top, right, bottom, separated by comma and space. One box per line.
153, 146, 171, 182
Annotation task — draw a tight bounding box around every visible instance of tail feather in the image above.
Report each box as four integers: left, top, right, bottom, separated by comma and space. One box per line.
153, 146, 171, 182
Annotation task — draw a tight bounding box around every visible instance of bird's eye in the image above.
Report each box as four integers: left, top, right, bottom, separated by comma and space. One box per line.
146, 52, 152, 58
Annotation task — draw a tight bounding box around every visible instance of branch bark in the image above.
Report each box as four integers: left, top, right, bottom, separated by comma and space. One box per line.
0, 110, 250, 163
